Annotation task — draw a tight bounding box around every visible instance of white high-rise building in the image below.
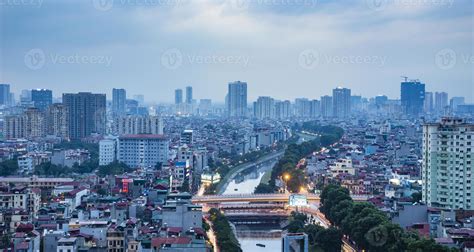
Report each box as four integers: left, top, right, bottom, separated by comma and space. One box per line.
99, 138, 116, 166
117, 134, 169, 168
227, 81, 247, 117
435, 92, 448, 113
114, 116, 164, 136
422, 118, 474, 210
333, 87, 351, 118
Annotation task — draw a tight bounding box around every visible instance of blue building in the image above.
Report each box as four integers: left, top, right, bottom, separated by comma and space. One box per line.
401, 81, 425, 116
31, 89, 52, 111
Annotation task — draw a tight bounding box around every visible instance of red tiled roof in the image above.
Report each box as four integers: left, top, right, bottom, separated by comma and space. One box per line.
151, 237, 191, 247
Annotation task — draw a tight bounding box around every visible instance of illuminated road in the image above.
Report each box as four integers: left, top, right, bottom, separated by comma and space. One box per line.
192, 193, 371, 204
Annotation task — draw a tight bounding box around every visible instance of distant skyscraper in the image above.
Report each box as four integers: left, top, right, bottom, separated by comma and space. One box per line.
375, 95, 388, 107
185, 86, 193, 104
422, 118, 474, 210
133, 94, 145, 105
227, 81, 248, 117
20, 90, 32, 106
175, 89, 183, 104
321, 96, 333, 118
424, 92, 434, 113
294, 98, 311, 118
401, 80, 425, 116
275, 100, 291, 119
350, 95, 362, 112
112, 88, 127, 116
198, 99, 212, 116
31, 89, 52, 111
333, 87, 351, 118
254, 96, 275, 119
62, 92, 106, 139
309, 99, 321, 118
0, 84, 10, 106
450, 97, 465, 112
46, 103, 69, 139
435, 92, 448, 113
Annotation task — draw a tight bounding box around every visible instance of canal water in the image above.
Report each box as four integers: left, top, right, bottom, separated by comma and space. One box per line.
222, 162, 283, 252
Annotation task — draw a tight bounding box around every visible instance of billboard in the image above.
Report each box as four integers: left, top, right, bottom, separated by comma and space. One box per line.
289, 194, 308, 206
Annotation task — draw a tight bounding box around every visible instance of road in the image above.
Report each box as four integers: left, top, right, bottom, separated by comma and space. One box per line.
216, 150, 285, 194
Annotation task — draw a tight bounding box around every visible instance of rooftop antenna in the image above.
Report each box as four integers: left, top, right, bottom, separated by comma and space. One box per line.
400, 76, 408, 82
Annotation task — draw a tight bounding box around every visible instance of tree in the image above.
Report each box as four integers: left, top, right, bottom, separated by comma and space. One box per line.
254, 183, 274, 193
411, 192, 422, 203
0, 159, 19, 176
97, 161, 132, 176
317, 227, 343, 252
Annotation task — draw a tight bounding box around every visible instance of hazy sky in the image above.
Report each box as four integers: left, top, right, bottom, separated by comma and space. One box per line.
1, 0, 473, 103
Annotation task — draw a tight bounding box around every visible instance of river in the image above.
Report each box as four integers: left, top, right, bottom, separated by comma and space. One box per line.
222, 161, 283, 252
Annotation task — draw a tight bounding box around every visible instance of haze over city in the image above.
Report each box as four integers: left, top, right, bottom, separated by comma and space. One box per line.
1, 0, 473, 102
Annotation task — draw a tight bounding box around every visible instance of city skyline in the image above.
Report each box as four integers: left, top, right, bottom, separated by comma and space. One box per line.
1, 1, 472, 102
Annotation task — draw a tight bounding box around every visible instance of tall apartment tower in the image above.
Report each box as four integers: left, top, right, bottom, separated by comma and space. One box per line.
175, 89, 183, 104
0, 84, 10, 106
31, 89, 53, 111
46, 103, 69, 139
62, 92, 106, 139
112, 88, 127, 116
227, 81, 247, 117
320, 95, 333, 118
185, 86, 193, 104
401, 80, 425, 116
332, 87, 351, 118
422, 118, 474, 210
275, 100, 291, 119
424, 92, 434, 113
435, 92, 449, 113
254, 96, 275, 119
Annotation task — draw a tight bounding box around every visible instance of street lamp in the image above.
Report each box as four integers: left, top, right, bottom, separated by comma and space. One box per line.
283, 173, 290, 193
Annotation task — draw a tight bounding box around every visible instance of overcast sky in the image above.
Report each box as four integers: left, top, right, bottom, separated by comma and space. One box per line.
0, 0, 473, 103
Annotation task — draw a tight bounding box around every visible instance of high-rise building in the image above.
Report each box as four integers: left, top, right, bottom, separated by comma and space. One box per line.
333, 87, 351, 118
401, 80, 425, 116
46, 103, 69, 139
31, 89, 52, 111
117, 134, 169, 168
198, 99, 212, 116
133, 94, 144, 105
4, 114, 27, 139
0, 84, 11, 106
435, 92, 449, 113
375, 95, 388, 107
294, 98, 311, 118
62, 92, 106, 139
113, 115, 164, 136
99, 138, 116, 166
20, 90, 33, 107
180, 129, 194, 146
275, 100, 291, 119
175, 89, 183, 104
112, 88, 127, 116
422, 118, 474, 210
424, 92, 434, 113
350, 95, 362, 112
450, 97, 465, 112
227, 81, 247, 117
254, 96, 275, 119
309, 100, 320, 118
321, 96, 333, 118
185, 86, 193, 104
